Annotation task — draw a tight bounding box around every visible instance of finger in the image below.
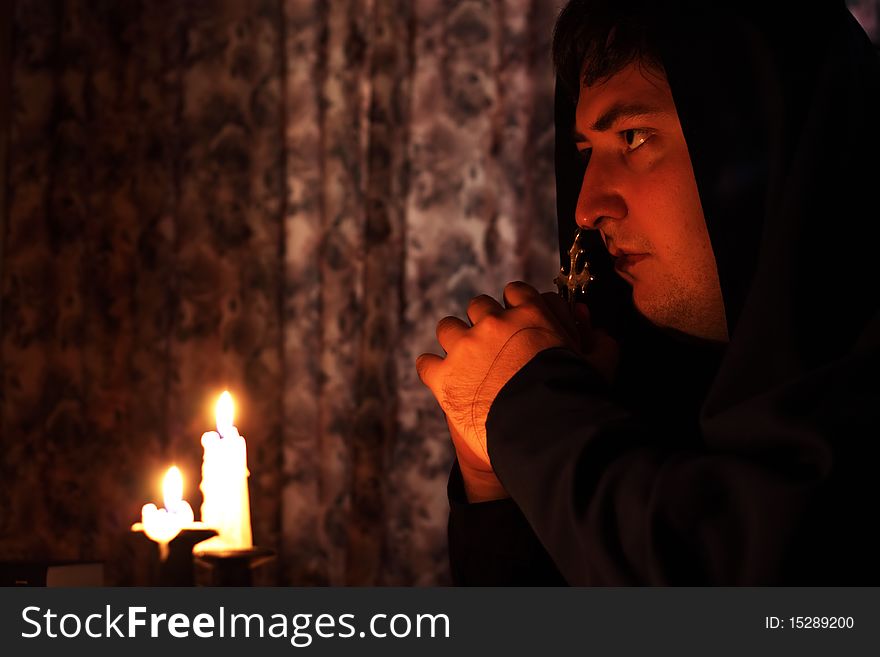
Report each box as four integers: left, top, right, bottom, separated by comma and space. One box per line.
467, 294, 503, 324
415, 353, 444, 392
436, 315, 469, 353
502, 280, 541, 307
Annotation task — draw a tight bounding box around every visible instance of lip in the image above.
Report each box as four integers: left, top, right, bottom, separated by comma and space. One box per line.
612, 253, 649, 272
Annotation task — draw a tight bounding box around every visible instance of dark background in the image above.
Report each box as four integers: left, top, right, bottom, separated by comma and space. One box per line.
0, 0, 876, 586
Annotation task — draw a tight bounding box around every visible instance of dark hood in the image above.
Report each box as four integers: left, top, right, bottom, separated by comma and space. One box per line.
555, 0, 880, 421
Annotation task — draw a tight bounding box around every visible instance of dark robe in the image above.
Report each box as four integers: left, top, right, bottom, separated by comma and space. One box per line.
448, 0, 880, 585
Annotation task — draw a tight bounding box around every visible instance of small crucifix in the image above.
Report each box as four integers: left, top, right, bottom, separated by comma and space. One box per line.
554, 228, 594, 311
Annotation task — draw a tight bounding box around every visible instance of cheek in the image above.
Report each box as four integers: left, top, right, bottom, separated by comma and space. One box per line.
628, 153, 706, 254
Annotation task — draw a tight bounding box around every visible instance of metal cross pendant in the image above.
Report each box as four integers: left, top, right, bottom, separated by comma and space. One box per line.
554, 228, 594, 311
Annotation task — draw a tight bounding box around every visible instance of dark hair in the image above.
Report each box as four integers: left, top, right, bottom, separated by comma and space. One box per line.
552, 0, 666, 100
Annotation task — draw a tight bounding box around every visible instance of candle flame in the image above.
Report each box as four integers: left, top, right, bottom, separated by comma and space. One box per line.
216, 391, 235, 436
163, 466, 184, 509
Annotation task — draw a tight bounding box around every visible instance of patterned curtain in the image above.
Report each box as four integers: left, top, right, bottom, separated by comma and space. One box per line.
0, 0, 560, 585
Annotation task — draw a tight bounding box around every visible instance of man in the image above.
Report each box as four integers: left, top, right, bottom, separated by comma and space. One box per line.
417, 0, 879, 584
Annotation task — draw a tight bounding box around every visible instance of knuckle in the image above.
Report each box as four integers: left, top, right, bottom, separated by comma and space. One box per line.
468, 294, 491, 308
478, 312, 503, 332
513, 301, 540, 319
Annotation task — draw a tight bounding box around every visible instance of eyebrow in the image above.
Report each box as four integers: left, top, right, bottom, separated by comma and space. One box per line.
572, 102, 669, 142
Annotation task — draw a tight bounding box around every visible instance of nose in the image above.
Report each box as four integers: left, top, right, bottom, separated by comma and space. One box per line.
575, 155, 627, 230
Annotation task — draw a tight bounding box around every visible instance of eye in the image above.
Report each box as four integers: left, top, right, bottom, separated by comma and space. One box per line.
576, 147, 591, 163
622, 128, 651, 151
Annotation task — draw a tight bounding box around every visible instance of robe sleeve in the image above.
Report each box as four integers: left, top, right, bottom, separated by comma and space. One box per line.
447, 459, 566, 585
485, 345, 879, 585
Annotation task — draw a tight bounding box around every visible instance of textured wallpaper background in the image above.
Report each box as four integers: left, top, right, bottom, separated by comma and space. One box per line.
0, 0, 561, 585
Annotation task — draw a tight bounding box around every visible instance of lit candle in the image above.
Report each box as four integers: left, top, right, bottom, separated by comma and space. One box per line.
133, 466, 196, 560
194, 391, 253, 553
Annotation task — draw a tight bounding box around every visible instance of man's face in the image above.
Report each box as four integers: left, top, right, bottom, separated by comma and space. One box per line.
574, 61, 728, 342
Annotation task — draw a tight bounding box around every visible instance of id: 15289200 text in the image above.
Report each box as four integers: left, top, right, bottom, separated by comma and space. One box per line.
764, 616, 854, 630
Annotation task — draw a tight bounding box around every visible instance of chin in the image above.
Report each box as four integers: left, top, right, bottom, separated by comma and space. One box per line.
631, 288, 728, 342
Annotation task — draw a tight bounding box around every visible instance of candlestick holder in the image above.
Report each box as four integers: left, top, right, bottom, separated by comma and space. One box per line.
132, 527, 218, 586
162, 528, 219, 586
193, 547, 276, 586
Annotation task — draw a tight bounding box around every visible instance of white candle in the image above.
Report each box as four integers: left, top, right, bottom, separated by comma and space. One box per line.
194, 391, 253, 553
134, 465, 196, 560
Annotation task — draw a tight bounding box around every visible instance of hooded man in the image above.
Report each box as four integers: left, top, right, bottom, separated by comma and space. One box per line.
416, 0, 880, 585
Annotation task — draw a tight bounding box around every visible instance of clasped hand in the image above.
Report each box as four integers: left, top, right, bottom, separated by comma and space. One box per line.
416, 281, 617, 502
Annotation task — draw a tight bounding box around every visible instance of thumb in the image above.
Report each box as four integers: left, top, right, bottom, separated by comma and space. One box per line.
583, 327, 619, 384
416, 353, 443, 395
572, 302, 595, 351
573, 302, 591, 328
539, 291, 579, 346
